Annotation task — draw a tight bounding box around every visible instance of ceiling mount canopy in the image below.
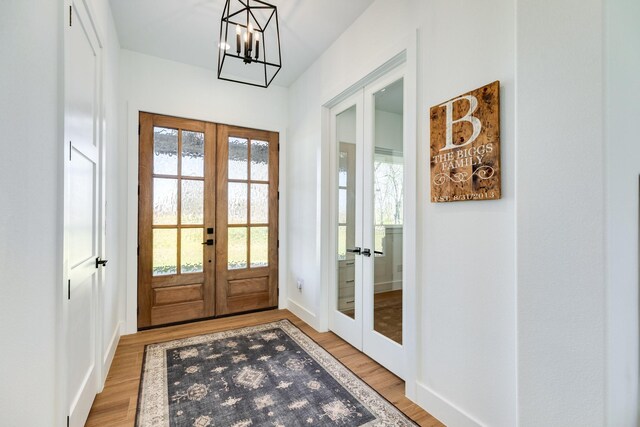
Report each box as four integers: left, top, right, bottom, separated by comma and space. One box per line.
217, 0, 282, 88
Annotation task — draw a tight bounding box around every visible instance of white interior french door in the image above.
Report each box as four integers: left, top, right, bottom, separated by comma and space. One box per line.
329, 92, 364, 349
64, 2, 103, 426
361, 66, 406, 378
329, 65, 407, 378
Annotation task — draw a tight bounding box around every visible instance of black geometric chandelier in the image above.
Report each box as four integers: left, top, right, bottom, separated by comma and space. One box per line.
217, 0, 282, 88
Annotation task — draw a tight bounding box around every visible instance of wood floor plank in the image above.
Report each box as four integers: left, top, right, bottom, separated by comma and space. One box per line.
86, 309, 443, 426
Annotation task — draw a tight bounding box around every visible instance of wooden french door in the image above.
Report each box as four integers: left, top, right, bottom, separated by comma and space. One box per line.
215, 125, 279, 315
138, 114, 216, 328
138, 114, 278, 328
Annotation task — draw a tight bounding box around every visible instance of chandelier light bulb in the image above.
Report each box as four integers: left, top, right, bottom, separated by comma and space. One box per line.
255, 32, 260, 60
247, 23, 254, 54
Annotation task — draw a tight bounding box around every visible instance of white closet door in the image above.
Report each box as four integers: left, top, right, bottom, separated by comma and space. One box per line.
65, 2, 102, 426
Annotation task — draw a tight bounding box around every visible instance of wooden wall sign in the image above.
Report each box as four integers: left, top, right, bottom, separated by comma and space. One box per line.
430, 81, 501, 202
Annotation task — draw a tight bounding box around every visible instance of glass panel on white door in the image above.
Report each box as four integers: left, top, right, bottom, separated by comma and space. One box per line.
336, 106, 358, 318
372, 78, 404, 344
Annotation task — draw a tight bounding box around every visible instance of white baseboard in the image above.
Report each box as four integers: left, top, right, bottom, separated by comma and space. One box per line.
101, 321, 121, 390
416, 381, 484, 427
286, 298, 322, 331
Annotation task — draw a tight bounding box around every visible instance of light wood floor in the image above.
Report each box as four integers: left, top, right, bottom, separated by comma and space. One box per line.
86, 309, 443, 426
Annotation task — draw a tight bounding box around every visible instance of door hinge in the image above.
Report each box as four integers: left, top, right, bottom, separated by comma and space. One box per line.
137, 245, 140, 256
69, 141, 72, 161
67, 280, 71, 300
138, 124, 141, 135
277, 239, 279, 249
277, 288, 280, 296
69, 6, 72, 27
277, 191, 280, 201
67, 415, 70, 427
138, 185, 140, 196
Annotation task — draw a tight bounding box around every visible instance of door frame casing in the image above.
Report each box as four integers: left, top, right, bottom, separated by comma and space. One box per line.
320, 32, 418, 400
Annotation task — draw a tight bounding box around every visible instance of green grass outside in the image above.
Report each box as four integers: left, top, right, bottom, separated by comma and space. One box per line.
153, 225, 268, 275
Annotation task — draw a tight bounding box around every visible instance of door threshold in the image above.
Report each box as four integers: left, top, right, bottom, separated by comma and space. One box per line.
137, 305, 279, 331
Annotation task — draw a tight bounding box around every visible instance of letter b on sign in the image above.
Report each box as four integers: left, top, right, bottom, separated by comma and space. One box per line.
439, 95, 482, 152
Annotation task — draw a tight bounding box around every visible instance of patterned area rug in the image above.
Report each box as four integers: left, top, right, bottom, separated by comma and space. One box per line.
136, 319, 416, 426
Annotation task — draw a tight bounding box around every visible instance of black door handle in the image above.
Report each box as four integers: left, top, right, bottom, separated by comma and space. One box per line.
374, 250, 384, 256
346, 247, 361, 255
362, 248, 371, 257
95, 257, 108, 268
202, 239, 214, 246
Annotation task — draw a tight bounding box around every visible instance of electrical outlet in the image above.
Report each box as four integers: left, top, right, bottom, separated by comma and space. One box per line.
296, 279, 303, 291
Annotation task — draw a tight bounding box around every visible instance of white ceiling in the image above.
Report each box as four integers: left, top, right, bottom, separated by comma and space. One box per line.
109, 0, 374, 88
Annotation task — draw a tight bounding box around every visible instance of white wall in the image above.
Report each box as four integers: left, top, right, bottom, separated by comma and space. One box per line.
419, 1, 516, 425
605, 0, 640, 424
516, 1, 607, 425
286, 64, 325, 325
0, 1, 62, 424
118, 50, 289, 333
287, 1, 516, 425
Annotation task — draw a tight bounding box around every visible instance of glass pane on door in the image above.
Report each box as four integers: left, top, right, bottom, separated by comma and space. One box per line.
153, 228, 177, 275
226, 136, 271, 271
181, 228, 204, 273
372, 79, 403, 344
151, 127, 206, 276
153, 127, 178, 175
181, 180, 203, 224
181, 131, 204, 177
336, 106, 357, 318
